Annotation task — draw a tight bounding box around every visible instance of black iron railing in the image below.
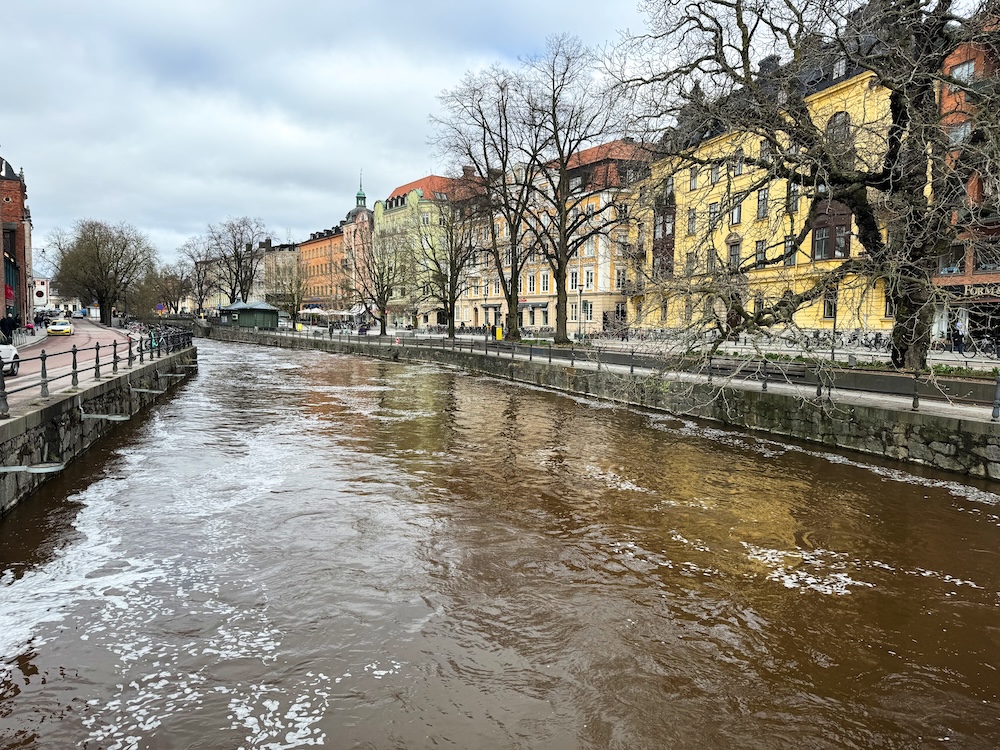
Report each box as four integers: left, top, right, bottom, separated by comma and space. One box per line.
0, 329, 195, 419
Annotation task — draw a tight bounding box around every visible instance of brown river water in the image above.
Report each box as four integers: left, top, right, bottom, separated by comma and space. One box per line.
1, 339, 999, 749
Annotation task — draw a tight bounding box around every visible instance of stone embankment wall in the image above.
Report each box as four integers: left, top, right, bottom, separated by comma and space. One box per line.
0, 348, 198, 516
206, 328, 1000, 480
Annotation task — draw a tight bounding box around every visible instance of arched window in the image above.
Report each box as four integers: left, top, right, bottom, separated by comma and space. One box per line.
826, 111, 852, 149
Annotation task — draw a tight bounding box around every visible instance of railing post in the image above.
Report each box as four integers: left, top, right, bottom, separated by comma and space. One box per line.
0, 366, 9, 419
571, 345, 575, 367
761, 359, 768, 391
112, 340, 119, 374
708, 355, 713, 385
991, 374, 1000, 422
815, 368, 823, 398
94, 341, 102, 379
630, 350, 635, 374
548, 344, 552, 364
911, 370, 920, 411
156, 332, 162, 359
529, 345, 533, 362
71, 345, 79, 387
138, 335, 144, 364
40, 350, 49, 398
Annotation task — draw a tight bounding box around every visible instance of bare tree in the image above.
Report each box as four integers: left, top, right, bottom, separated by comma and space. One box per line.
435, 66, 547, 342
344, 229, 413, 336
267, 252, 309, 322
522, 35, 639, 343
179, 236, 219, 316
416, 182, 481, 337
207, 216, 270, 304
152, 261, 193, 315
52, 219, 157, 326
613, 0, 1000, 369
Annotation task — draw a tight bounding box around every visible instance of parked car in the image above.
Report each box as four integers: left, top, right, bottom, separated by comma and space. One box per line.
0, 335, 18, 376
71, 310, 87, 319
47, 319, 74, 336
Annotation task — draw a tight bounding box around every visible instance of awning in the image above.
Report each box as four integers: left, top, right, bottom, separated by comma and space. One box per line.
480, 303, 502, 309
518, 302, 549, 309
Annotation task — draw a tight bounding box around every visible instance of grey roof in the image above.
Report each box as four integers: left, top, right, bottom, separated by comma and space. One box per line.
220, 301, 280, 311
0, 158, 20, 181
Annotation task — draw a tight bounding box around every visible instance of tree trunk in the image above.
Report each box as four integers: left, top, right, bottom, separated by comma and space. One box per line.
553, 260, 569, 344
890, 275, 933, 371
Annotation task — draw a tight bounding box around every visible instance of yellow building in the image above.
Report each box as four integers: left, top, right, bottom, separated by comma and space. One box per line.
628, 64, 896, 341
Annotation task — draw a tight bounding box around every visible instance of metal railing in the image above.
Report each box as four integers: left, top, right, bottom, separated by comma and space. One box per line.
0, 329, 195, 419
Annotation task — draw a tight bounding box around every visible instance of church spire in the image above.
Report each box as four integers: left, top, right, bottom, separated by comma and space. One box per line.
356, 171, 366, 207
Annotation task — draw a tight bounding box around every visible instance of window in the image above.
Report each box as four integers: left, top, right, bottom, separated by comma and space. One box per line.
730, 202, 742, 225
528, 274, 536, 293
833, 57, 847, 79
541, 272, 550, 292
823, 289, 838, 319
687, 208, 697, 235
759, 140, 772, 164
728, 242, 742, 271
950, 59, 975, 89
685, 252, 696, 275
615, 302, 627, 321
570, 176, 583, 192
949, 121, 972, 147
757, 188, 769, 219
689, 166, 699, 191
826, 112, 852, 149
708, 202, 720, 228
570, 303, 578, 322
784, 236, 797, 266
584, 236, 595, 257
665, 176, 675, 195
732, 149, 744, 176
615, 268, 626, 290
570, 270, 579, 291
813, 227, 831, 259
788, 182, 800, 213
835, 225, 851, 258
421, 213, 430, 226
494, 279, 501, 295
755, 240, 766, 269
582, 301, 594, 322
707, 249, 717, 273
585, 269, 594, 290
711, 162, 721, 184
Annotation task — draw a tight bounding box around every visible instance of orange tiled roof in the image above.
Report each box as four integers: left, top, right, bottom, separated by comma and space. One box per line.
386, 175, 460, 201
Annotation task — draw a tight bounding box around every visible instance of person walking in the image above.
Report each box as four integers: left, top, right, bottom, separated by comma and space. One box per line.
953, 318, 965, 355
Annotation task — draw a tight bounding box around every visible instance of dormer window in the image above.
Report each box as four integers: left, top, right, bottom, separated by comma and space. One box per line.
833, 57, 847, 79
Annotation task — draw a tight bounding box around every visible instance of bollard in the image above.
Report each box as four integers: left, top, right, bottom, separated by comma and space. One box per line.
630, 350, 635, 374
571, 345, 575, 367
0, 366, 8, 419
548, 344, 552, 364
761, 359, 768, 391
94, 341, 102, 379
815, 368, 823, 398
112, 340, 119, 374
529, 345, 533, 362
992, 374, 1000, 422
71, 345, 79, 388
708, 355, 713, 385
40, 350, 49, 398
911, 370, 920, 411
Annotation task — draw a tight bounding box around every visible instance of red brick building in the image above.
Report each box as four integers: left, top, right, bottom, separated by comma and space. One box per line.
932, 11, 1000, 338
1, 156, 31, 324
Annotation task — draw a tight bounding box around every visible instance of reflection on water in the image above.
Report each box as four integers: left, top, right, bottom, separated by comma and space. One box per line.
2, 339, 1000, 748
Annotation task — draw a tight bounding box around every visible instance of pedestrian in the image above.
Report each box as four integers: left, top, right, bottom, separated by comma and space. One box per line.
993, 320, 1000, 359
0, 314, 12, 341
952, 319, 965, 355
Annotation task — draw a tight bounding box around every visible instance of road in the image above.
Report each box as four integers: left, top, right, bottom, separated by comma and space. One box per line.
2, 319, 135, 413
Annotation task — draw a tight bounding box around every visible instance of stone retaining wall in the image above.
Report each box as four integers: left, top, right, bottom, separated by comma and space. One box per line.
204, 328, 1000, 479
0, 347, 198, 516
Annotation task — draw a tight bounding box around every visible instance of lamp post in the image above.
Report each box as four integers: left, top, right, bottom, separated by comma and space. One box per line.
577, 286, 583, 340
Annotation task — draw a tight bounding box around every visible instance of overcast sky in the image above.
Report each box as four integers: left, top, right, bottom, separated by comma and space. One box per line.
1, 1, 647, 269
